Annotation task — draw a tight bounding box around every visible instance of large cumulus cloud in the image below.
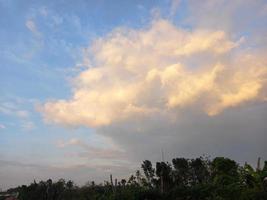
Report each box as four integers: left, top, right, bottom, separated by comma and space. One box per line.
40, 19, 267, 127
38, 0, 267, 170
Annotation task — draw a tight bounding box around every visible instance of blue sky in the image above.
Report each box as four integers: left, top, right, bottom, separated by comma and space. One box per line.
1, 0, 267, 190
0, 1, 159, 147
0, 0, 176, 189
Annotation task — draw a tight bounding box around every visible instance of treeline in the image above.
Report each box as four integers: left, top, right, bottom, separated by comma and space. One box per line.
5, 156, 267, 200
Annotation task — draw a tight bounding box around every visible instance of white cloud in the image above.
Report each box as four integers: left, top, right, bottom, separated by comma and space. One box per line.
25, 19, 41, 36
40, 19, 267, 127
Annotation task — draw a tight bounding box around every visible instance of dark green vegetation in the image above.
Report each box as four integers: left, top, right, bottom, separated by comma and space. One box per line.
5, 157, 267, 200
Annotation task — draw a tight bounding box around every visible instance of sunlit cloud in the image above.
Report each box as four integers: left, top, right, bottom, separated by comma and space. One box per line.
40, 19, 267, 127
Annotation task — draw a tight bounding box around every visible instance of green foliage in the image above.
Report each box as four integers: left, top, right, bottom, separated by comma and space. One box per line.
5, 156, 267, 200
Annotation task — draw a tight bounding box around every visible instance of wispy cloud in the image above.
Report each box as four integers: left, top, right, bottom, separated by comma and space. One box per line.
0, 99, 35, 131
169, 0, 181, 18
57, 138, 125, 159
0, 104, 29, 119
21, 121, 35, 131
16, 110, 30, 118
39, 6, 48, 17
0, 124, 6, 129
25, 19, 41, 37
0, 102, 30, 119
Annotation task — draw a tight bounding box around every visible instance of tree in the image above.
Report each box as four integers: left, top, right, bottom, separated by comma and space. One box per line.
6, 156, 267, 200
141, 160, 155, 188
172, 158, 190, 186
156, 162, 172, 193
211, 157, 241, 199
190, 157, 210, 185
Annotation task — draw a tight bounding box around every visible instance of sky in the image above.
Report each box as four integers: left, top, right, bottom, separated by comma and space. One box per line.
0, 0, 267, 190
